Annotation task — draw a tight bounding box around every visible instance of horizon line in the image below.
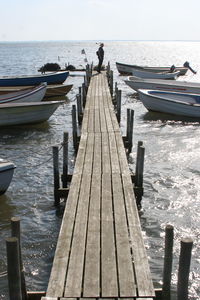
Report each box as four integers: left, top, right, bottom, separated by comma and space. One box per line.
0, 39, 200, 43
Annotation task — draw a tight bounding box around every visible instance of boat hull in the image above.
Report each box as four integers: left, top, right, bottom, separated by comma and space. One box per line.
0, 71, 69, 86
0, 160, 16, 195
131, 69, 180, 79
116, 62, 188, 76
0, 84, 73, 98
0, 83, 46, 103
125, 77, 200, 94
0, 101, 64, 126
138, 89, 200, 117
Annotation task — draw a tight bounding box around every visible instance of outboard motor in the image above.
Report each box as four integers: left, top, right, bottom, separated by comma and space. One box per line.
183, 61, 197, 74
170, 64, 176, 72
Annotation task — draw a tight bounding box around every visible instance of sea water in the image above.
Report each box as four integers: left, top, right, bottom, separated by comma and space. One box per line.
0, 41, 199, 299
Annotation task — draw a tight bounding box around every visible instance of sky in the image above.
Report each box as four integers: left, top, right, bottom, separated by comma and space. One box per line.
0, 0, 199, 42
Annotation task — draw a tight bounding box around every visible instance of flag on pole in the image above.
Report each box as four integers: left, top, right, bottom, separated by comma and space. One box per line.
81, 49, 85, 54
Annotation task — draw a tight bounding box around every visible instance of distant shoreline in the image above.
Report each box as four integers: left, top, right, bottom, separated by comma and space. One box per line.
0, 40, 200, 43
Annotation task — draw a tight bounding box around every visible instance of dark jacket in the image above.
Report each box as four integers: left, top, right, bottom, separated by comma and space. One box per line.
97, 46, 104, 61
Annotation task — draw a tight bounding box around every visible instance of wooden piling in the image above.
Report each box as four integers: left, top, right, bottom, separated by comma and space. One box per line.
6, 237, 22, 300
53, 146, 60, 206
82, 83, 87, 108
109, 70, 113, 96
77, 93, 83, 125
162, 224, 174, 300
177, 238, 193, 300
127, 109, 134, 154
11, 217, 27, 300
62, 132, 68, 188
134, 142, 145, 207
72, 104, 79, 153
116, 89, 122, 124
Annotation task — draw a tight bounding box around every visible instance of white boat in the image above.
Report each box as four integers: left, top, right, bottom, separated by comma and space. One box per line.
0, 82, 47, 104
138, 89, 200, 117
131, 69, 180, 79
116, 62, 188, 76
0, 101, 64, 127
0, 159, 16, 195
0, 83, 73, 99
125, 77, 200, 94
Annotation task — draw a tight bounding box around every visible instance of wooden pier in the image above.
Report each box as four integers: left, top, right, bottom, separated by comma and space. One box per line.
42, 70, 155, 300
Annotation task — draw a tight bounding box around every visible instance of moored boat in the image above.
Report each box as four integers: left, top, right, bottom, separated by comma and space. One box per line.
0, 159, 16, 195
138, 89, 200, 117
0, 101, 64, 127
0, 84, 73, 98
131, 69, 180, 80
0, 71, 69, 86
0, 82, 46, 104
116, 62, 188, 76
125, 77, 200, 94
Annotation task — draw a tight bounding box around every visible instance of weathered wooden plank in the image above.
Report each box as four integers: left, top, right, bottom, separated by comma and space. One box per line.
99, 103, 107, 132
122, 173, 155, 298
94, 108, 101, 132
88, 107, 95, 132
101, 132, 111, 174
101, 173, 118, 297
81, 107, 89, 133
115, 131, 130, 175
109, 132, 120, 173
83, 132, 94, 174
112, 173, 137, 297
73, 133, 87, 174
83, 173, 101, 297
105, 107, 114, 132
41, 297, 57, 300
93, 132, 102, 174
46, 174, 82, 297
64, 174, 91, 297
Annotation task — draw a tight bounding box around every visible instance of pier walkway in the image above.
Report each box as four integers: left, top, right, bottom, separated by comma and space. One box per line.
42, 71, 155, 300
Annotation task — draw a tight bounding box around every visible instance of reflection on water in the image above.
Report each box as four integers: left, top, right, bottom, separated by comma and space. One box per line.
0, 194, 16, 228
143, 110, 200, 124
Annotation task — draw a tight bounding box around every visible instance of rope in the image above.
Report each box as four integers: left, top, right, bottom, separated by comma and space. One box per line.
0, 271, 7, 278
68, 95, 77, 102
2, 135, 74, 169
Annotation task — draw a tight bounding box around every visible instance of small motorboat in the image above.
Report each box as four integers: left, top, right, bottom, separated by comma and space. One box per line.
0, 159, 16, 195
125, 77, 200, 94
116, 62, 188, 76
0, 84, 73, 99
0, 82, 46, 104
131, 69, 180, 80
0, 101, 64, 127
138, 89, 200, 117
0, 71, 69, 86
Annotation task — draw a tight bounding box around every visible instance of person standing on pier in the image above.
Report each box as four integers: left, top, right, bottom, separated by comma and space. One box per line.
96, 43, 104, 73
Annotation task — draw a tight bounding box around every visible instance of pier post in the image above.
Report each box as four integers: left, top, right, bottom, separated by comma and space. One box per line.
72, 104, 79, 153
162, 224, 174, 300
11, 217, 27, 300
6, 237, 22, 300
134, 141, 145, 207
109, 70, 113, 97
62, 132, 68, 188
177, 238, 193, 300
77, 93, 83, 125
127, 109, 134, 154
106, 61, 110, 76
84, 75, 88, 93
116, 89, 122, 124
82, 83, 87, 108
53, 146, 60, 206
112, 82, 118, 105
